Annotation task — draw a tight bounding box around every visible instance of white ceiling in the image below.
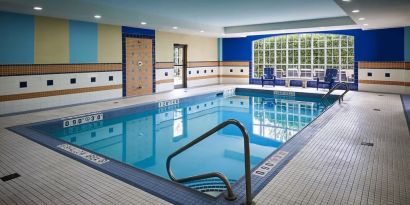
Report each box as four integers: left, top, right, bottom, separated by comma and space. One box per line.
0, 0, 348, 36
335, 0, 410, 30
0, 0, 409, 37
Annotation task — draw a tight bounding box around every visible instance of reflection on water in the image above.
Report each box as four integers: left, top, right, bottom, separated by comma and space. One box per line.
252, 97, 322, 142
41, 94, 326, 181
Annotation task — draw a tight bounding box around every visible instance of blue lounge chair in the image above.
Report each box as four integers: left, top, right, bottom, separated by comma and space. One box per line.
317, 68, 338, 90
261, 67, 276, 87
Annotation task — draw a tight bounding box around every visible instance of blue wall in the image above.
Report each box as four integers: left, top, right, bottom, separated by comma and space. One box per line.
223, 28, 405, 62
0, 12, 34, 64
69, 20, 98, 63
122, 26, 155, 37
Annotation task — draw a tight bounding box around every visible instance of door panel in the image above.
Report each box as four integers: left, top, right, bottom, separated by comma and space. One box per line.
125, 38, 153, 96
173, 44, 187, 88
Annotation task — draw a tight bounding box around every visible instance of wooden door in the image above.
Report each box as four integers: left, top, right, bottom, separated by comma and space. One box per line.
125, 38, 153, 96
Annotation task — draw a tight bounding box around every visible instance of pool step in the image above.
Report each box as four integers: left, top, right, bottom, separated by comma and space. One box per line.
182, 178, 236, 196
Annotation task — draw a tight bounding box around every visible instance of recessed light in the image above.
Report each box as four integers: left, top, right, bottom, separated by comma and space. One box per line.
94, 15, 101, 19
141, 22, 147, 25
200, 30, 204, 33
358, 17, 365, 21
352, 10, 360, 13
342, 0, 351, 2
33, 6, 42, 11
172, 26, 178, 30
363, 23, 369, 26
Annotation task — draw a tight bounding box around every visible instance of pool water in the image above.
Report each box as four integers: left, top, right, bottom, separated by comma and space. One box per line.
36, 91, 331, 193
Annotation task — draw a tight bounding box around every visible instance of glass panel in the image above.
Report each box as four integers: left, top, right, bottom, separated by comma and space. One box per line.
252, 34, 355, 82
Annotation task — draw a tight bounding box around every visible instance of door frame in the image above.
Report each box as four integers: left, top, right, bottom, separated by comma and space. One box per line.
174, 44, 187, 88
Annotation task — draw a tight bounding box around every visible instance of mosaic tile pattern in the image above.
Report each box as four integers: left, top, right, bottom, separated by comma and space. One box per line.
57, 144, 109, 164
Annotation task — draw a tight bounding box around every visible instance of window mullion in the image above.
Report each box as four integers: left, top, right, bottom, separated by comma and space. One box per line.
286, 35, 289, 77
324, 36, 327, 70
274, 38, 276, 72
339, 36, 342, 81
311, 34, 314, 78
263, 39, 266, 71
298, 35, 301, 77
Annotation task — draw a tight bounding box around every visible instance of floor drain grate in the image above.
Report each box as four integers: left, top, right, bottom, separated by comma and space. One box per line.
361, 142, 374, 146
373, 109, 381, 111
1, 173, 21, 182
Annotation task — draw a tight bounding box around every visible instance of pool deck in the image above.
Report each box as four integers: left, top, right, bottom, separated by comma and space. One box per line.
1, 84, 409, 205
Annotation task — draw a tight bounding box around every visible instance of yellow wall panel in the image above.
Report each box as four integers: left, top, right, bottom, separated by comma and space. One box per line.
155, 31, 218, 62
98, 24, 121, 63
34, 16, 69, 64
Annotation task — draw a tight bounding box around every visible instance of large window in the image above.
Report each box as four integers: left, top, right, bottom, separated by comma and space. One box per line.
252, 33, 354, 82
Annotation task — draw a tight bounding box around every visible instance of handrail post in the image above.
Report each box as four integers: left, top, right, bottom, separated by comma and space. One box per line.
166, 119, 254, 204
321, 82, 349, 105
237, 121, 254, 205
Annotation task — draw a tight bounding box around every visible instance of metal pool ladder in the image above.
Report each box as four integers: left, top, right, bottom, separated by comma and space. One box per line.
321, 82, 350, 105
166, 119, 254, 205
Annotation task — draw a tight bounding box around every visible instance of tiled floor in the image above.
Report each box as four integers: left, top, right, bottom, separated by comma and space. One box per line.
1, 85, 409, 205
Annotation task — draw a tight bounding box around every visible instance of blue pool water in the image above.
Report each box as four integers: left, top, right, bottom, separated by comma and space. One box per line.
36, 91, 332, 189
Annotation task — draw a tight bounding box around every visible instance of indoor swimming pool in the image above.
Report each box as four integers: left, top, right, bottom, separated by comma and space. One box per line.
9, 88, 337, 203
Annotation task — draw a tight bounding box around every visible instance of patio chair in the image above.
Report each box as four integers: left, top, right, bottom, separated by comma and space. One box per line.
261, 67, 276, 87
317, 68, 338, 90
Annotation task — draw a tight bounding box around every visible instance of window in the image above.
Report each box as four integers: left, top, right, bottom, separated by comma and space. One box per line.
252, 33, 355, 82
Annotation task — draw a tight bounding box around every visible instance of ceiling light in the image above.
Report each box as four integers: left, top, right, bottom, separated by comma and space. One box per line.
141, 22, 147, 25
200, 30, 204, 33
33, 6, 42, 11
172, 26, 178, 30
342, 0, 351, 2
94, 15, 101, 19
352, 10, 360, 13
358, 17, 365, 21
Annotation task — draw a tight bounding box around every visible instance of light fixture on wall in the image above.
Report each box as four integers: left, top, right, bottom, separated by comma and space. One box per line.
352, 10, 360, 13
358, 17, 365, 21
141, 22, 147, 25
94, 15, 101, 19
172, 26, 178, 30
33, 6, 42, 11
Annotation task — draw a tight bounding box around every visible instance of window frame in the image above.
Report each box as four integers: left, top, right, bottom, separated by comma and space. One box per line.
252, 33, 355, 82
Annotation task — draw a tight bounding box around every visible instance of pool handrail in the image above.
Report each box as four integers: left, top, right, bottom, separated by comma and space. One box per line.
321, 82, 349, 105
166, 119, 254, 205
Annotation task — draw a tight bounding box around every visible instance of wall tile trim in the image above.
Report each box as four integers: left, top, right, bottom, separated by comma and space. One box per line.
155, 62, 174, 69
359, 79, 407, 86
358, 61, 408, 69
0, 63, 121, 76
156, 79, 174, 84
0, 84, 122, 102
